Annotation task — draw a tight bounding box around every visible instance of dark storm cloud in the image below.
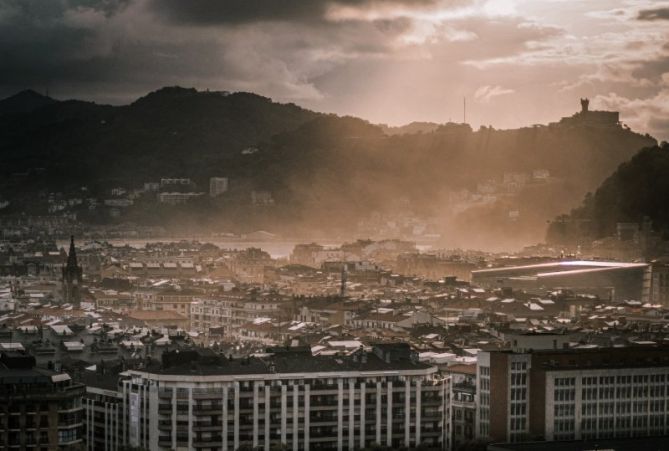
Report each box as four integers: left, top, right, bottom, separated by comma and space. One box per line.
0, 0, 130, 20
0, 0, 126, 86
0, 0, 431, 101
148, 0, 443, 25
637, 8, 669, 21
0, 0, 428, 91
0, 0, 667, 140
147, 0, 327, 25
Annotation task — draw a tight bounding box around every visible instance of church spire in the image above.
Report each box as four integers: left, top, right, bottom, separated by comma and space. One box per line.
66, 235, 78, 268
62, 235, 83, 306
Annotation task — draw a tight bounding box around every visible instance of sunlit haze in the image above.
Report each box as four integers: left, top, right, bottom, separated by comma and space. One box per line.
1, 0, 668, 139
4, 3, 669, 450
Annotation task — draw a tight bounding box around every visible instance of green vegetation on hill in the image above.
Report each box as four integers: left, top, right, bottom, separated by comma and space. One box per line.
0, 87, 318, 195
547, 143, 669, 244
0, 86, 658, 246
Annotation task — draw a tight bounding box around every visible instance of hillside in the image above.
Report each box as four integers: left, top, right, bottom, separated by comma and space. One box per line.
0, 89, 56, 116
547, 143, 669, 244
0, 87, 658, 248
0, 87, 319, 195
380, 121, 441, 135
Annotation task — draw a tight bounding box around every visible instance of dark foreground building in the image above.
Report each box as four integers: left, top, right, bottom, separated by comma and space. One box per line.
0, 351, 85, 450
477, 346, 669, 444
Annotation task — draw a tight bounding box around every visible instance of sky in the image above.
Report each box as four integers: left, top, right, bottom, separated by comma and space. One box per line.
1, 0, 668, 140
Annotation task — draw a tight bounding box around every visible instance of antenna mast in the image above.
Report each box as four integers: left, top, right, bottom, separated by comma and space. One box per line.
463, 97, 466, 123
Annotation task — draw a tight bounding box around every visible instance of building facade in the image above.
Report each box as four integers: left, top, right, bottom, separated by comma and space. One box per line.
447, 365, 476, 449
476, 346, 669, 444
209, 178, 229, 197
0, 351, 85, 450
91, 344, 448, 451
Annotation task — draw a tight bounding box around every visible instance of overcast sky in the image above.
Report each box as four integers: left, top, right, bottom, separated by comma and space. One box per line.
1, 0, 667, 140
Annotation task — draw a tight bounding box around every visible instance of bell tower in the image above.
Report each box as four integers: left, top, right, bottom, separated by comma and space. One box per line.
62, 235, 83, 306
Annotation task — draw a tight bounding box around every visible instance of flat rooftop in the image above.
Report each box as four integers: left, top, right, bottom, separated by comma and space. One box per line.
473, 260, 648, 276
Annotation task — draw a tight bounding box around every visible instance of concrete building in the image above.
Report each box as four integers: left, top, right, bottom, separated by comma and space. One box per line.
648, 259, 669, 307
80, 370, 123, 451
476, 345, 669, 444
446, 364, 476, 449
0, 351, 85, 450
394, 254, 476, 282
190, 298, 234, 336
157, 192, 204, 205
95, 344, 447, 451
160, 178, 193, 187
209, 178, 229, 197
134, 288, 199, 317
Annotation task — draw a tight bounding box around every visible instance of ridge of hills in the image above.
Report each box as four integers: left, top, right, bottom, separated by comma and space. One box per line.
547, 143, 669, 245
0, 86, 657, 248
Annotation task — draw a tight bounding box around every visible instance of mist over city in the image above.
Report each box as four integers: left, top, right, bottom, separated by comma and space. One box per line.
1, 1, 669, 451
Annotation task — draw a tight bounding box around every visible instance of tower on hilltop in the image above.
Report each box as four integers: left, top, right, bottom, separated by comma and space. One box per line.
62, 235, 83, 306
580, 97, 589, 113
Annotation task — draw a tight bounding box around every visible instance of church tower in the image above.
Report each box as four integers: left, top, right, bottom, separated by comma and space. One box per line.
62, 235, 83, 306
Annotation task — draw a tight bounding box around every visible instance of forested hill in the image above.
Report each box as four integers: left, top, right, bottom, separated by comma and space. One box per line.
547, 143, 669, 244
0, 87, 319, 195
0, 86, 658, 247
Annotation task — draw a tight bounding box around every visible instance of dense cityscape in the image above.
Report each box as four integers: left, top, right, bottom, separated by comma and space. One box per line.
3, 1, 669, 451
3, 208, 669, 451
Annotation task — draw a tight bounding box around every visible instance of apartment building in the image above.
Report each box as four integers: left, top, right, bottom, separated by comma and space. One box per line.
80, 370, 123, 451
135, 288, 199, 318
476, 345, 669, 444
190, 299, 235, 335
102, 343, 448, 451
446, 364, 476, 449
0, 351, 85, 450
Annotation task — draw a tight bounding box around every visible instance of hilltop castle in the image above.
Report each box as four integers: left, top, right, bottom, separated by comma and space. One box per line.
559, 98, 620, 127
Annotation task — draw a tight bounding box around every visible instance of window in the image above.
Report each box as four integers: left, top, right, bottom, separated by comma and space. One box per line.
58, 429, 79, 444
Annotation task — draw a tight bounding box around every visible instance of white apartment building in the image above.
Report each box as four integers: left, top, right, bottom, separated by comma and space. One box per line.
97, 344, 448, 451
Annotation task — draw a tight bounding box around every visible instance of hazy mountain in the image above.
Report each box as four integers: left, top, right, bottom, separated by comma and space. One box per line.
0, 89, 56, 116
380, 121, 442, 135
0, 86, 318, 193
0, 87, 657, 248
547, 143, 669, 245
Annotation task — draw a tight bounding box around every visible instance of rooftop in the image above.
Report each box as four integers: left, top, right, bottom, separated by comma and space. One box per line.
139, 344, 433, 377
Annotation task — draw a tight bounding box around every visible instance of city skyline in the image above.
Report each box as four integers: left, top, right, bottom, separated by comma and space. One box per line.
2, 2, 669, 449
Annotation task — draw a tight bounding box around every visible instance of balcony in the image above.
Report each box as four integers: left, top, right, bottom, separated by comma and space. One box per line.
193, 406, 222, 415
58, 421, 84, 429
193, 392, 223, 400
193, 421, 222, 432
58, 438, 83, 446
158, 438, 176, 448
194, 437, 224, 447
